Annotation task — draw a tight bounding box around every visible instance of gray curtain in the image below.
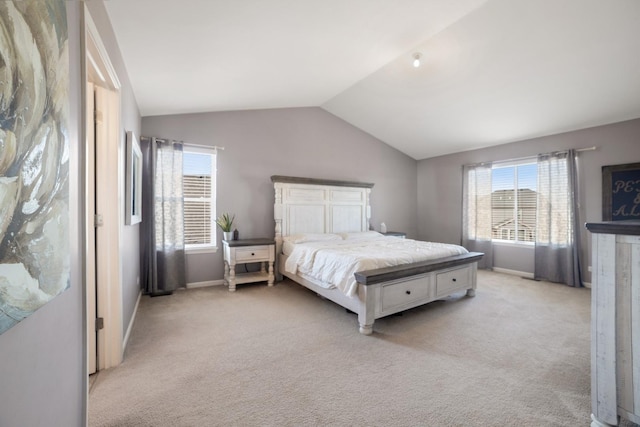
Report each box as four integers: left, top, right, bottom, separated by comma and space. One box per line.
462, 162, 494, 269
534, 150, 582, 287
140, 137, 186, 295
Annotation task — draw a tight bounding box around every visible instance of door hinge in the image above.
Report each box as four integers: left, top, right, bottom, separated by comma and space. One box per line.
94, 214, 104, 227
96, 317, 104, 331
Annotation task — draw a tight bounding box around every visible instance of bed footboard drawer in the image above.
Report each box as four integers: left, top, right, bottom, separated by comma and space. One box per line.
381, 279, 430, 312
436, 266, 472, 295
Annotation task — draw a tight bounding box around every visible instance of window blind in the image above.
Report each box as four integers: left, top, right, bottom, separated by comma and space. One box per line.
491, 162, 537, 243
183, 150, 216, 247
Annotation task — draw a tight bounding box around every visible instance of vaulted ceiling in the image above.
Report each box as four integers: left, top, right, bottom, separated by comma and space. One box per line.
104, 0, 640, 160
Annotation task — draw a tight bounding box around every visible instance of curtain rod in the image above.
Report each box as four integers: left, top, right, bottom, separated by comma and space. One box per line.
151, 137, 225, 151
464, 146, 597, 168
575, 146, 598, 153
183, 142, 225, 151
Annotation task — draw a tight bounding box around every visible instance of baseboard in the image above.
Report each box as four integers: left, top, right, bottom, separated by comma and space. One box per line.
187, 279, 226, 289
492, 267, 535, 279
123, 290, 142, 353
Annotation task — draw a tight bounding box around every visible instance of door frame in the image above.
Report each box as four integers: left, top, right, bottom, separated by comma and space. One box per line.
86, 81, 96, 375
84, 6, 124, 373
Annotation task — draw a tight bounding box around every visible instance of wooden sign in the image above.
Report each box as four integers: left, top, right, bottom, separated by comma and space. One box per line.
602, 162, 640, 221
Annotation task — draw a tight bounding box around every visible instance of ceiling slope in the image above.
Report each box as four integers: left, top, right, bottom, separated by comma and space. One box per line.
104, 0, 487, 116
105, 0, 640, 160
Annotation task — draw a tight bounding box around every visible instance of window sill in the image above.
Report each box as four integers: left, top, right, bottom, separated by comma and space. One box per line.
185, 246, 218, 255
492, 240, 535, 248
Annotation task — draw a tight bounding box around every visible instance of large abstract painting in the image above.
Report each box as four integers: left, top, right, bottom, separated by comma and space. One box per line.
0, 0, 70, 334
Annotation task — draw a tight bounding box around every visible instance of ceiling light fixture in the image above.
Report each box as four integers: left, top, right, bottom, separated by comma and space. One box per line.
412, 53, 421, 68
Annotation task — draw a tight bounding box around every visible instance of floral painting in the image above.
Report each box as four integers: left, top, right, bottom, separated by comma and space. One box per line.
0, 0, 70, 334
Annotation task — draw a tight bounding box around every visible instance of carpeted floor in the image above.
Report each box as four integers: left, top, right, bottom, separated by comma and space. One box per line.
88, 270, 617, 426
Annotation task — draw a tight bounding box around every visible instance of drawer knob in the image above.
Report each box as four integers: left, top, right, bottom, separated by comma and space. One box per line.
452, 278, 457, 282
251, 253, 255, 256
406, 290, 411, 295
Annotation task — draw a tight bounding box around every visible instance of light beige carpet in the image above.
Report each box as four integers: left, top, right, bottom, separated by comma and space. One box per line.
89, 270, 613, 426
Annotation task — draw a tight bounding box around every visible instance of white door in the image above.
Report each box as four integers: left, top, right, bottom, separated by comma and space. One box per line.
85, 6, 124, 375
94, 84, 123, 370
86, 83, 123, 373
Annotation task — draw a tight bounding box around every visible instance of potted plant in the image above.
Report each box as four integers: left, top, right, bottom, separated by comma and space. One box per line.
216, 213, 235, 241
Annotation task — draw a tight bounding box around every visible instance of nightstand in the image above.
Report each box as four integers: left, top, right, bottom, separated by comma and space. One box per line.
222, 238, 275, 292
382, 231, 406, 238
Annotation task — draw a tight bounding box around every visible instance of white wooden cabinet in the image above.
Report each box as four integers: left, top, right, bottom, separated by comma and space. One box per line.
223, 238, 275, 292
586, 221, 640, 427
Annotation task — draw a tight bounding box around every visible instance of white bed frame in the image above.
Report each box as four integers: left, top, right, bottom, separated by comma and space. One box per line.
272, 176, 483, 335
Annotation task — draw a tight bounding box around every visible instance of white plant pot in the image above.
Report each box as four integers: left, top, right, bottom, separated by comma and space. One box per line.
223, 231, 234, 241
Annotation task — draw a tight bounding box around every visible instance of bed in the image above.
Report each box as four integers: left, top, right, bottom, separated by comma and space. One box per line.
272, 175, 483, 335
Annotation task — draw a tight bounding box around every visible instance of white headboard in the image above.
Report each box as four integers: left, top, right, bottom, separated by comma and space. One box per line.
272, 176, 373, 255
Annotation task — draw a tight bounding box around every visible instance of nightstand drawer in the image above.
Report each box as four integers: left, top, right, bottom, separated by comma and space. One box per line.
235, 246, 270, 262
382, 231, 406, 238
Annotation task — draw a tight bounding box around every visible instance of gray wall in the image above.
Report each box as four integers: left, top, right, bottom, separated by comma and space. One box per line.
0, 3, 85, 426
0, 3, 143, 425
417, 118, 640, 282
85, 1, 142, 336
142, 107, 418, 284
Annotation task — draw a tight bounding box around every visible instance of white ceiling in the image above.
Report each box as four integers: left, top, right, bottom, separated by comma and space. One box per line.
104, 0, 640, 160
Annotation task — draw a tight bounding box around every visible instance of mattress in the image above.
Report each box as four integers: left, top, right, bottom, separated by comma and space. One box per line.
283, 237, 468, 297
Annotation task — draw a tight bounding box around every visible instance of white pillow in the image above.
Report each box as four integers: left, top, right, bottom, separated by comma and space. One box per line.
283, 233, 343, 244
339, 231, 383, 240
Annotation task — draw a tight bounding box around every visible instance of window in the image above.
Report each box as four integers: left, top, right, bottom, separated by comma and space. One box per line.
183, 147, 216, 251
464, 151, 577, 281
491, 161, 537, 243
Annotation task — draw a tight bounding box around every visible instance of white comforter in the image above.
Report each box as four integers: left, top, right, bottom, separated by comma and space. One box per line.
284, 237, 468, 297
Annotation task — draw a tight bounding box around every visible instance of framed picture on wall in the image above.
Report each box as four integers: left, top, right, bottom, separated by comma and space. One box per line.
602, 162, 640, 221
126, 131, 143, 225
